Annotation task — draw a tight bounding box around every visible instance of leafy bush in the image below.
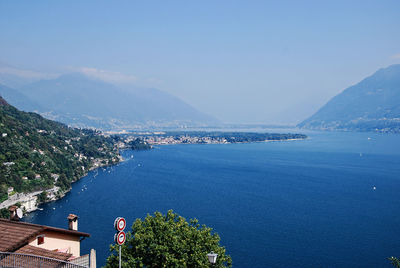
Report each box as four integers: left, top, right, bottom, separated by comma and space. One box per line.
105, 210, 232, 268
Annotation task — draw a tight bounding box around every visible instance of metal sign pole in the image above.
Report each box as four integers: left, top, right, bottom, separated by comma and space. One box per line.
115, 217, 126, 268
119, 245, 121, 268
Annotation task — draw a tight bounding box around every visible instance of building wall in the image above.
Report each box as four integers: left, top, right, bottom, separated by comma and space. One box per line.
28, 231, 81, 257
21, 196, 38, 212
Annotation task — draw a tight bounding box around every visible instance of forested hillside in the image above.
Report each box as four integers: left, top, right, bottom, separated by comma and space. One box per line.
0, 96, 120, 202
299, 64, 400, 132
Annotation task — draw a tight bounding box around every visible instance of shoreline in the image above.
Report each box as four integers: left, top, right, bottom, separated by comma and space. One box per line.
2, 137, 307, 215
0, 157, 124, 215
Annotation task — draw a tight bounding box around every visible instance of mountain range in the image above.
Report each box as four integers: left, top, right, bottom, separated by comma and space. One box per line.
3, 63, 399, 133
0, 72, 219, 130
299, 64, 400, 133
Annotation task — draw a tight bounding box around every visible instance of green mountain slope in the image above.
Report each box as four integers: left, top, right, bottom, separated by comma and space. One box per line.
0, 96, 120, 202
298, 64, 400, 132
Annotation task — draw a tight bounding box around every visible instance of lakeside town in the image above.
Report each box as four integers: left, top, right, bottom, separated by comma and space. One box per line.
114, 131, 308, 146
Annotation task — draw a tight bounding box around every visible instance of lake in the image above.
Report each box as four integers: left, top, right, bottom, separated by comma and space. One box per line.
25, 131, 400, 267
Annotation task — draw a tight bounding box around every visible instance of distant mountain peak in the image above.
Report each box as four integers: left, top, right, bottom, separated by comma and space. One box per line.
298, 64, 400, 133
12, 72, 219, 130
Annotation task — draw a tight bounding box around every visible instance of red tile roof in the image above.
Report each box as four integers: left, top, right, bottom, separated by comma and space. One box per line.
0, 250, 70, 268
0, 219, 42, 252
0, 218, 90, 252
15, 245, 72, 261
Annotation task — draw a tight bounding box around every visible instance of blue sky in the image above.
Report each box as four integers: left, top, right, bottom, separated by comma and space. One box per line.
1, 0, 400, 124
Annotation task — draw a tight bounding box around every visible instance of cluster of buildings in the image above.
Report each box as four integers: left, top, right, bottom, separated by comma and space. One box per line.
137, 135, 229, 145
0, 186, 62, 213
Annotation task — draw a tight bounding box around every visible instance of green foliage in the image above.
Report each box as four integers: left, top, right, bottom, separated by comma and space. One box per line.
0, 98, 120, 198
0, 184, 7, 203
37, 191, 48, 204
111, 135, 151, 150
55, 174, 71, 191
389, 257, 400, 267
127, 138, 151, 150
0, 208, 10, 219
105, 210, 232, 268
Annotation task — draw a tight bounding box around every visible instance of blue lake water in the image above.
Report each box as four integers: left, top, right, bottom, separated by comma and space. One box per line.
25, 131, 400, 267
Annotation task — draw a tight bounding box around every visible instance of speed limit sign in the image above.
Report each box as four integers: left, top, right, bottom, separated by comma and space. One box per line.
114, 217, 126, 232
114, 231, 126, 245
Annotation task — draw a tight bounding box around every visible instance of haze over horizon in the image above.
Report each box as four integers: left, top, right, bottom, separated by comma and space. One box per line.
1, 1, 400, 124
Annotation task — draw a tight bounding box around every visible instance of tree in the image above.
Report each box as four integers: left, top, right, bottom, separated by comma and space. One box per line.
0, 208, 10, 219
105, 210, 232, 267
389, 257, 400, 267
36, 191, 48, 204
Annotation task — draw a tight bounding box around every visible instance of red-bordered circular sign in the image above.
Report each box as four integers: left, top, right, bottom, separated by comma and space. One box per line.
115, 231, 126, 245
114, 217, 126, 232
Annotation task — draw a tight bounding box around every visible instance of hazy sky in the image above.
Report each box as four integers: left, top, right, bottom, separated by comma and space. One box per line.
1, 0, 400, 124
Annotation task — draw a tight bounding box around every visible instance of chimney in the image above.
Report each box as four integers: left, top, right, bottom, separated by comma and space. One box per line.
9, 206, 19, 221
67, 214, 78, 231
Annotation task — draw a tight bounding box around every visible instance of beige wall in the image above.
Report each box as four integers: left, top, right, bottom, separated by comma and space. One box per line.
28, 231, 81, 257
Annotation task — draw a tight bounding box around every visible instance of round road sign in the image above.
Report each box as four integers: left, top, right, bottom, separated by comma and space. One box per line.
115, 231, 126, 245
114, 217, 126, 232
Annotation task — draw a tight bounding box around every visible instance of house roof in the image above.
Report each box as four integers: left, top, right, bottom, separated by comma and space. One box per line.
0, 218, 90, 252
15, 245, 72, 261
0, 246, 73, 268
